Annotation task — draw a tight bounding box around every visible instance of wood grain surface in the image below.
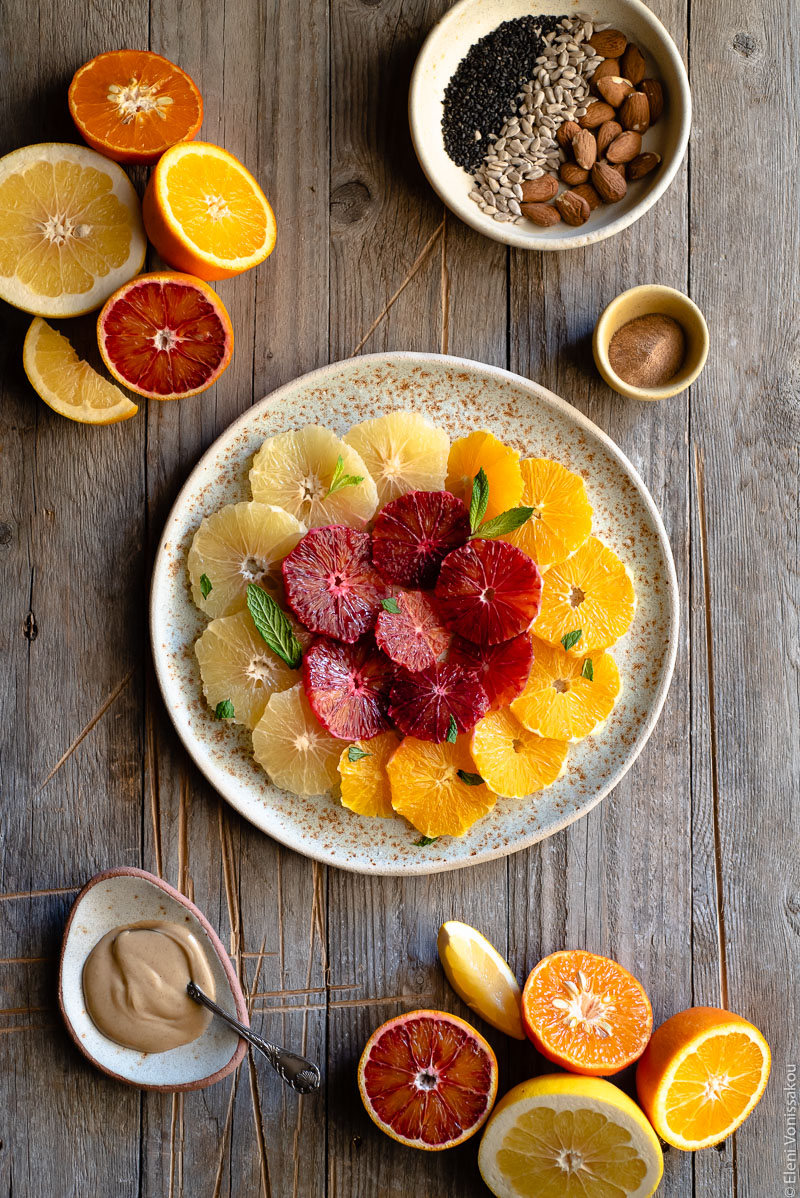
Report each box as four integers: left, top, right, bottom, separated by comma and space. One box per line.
0, 1, 797, 1195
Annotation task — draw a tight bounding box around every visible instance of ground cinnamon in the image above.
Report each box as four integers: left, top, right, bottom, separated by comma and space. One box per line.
608, 313, 686, 388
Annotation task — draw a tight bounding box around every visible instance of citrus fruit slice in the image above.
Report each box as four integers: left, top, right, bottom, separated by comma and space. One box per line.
478, 1074, 663, 1198
343, 410, 449, 507
303, 636, 393, 739
252, 682, 341, 795
534, 536, 636, 655
282, 526, 385, 642
142, 141, 276, 280
511, 635, 621, 741
435, 539, 542, 645
446, 431, 524, 521
195, 608, 298, 729
387, 737, 496, 838
449, 633, 533, 710
636, 1006, 771, 1150
187, 501, 305, 618
250, 425, 378, 529
22, 317, 138, 424
358, 1009, 498, 1150
437, 921, 525, 1040
374, 590, 450, 672
68, 50, 203, 165
371, 490, 470, 589
97, 272, 233, 399
389, 662, 489, 742
338, 731, 398, 818
521, 950, 653, 1077
0, 142, 146, 317
501, 458, 593, 570
470, 710, 568, 799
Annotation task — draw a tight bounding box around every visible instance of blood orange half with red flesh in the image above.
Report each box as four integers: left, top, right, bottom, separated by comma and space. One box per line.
282, 525, 385, 643
303, 636, 393, 740
374, 590, 450, 671
435, 538, 543, 645
371, 490, 470, 589
97, 272, 233, 399
358, 1009, 498, 1150
389, 662, 489, 742
449, 632, 534, 709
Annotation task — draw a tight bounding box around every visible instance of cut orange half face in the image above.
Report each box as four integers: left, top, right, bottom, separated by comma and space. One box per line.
142, 142, 276, 280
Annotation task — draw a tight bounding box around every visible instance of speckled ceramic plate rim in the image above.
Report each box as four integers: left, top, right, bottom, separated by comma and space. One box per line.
150, 351, 678, 876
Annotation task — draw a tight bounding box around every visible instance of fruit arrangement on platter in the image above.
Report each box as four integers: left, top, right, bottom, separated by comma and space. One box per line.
188, 411, 637, 843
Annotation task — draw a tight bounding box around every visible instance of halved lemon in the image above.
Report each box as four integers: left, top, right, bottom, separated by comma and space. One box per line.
0, 143, 146, 316
438, 920, 526, 1040
23, 318, 138, 424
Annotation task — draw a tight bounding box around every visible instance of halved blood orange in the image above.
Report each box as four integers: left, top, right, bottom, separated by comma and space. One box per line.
69, 50, 203, 165
97, 271, 233, 399
358, 1009, 498, 1150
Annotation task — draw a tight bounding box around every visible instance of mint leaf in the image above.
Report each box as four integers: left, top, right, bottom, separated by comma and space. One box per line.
347, 746, 370, 762
469, 468, 490, 534
326, 454, 364, 498
215, 699, 235, 719
381, 597, 401, 614
414, 835, 438, 847
200, 573, 213, 599
247, 583, 302, 669
445, 715, 458, 744
581, 658, 594, 681
457, 770, 484, 786
474, 506, 535, 540
561, 629, 583, 652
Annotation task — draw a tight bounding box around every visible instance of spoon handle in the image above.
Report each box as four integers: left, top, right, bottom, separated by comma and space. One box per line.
187, 982, 321, 1094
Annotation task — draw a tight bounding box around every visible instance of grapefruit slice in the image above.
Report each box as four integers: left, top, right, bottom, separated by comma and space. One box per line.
358, 1009, 498, 1150
343, 410, 449, 506
282, 525, 385, 643
23, 318, 138, 424
435, 539, 543, 645
194, 608, 298, 730
302, 636, 393, 740
251, 683, 341, 795
371, 490, 470, 589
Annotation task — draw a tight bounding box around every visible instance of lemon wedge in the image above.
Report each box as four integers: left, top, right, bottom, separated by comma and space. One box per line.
437, 920, 525, 1040
23, 318, 138, 424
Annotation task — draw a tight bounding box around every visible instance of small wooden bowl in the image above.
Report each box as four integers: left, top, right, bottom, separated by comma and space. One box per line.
593, 284, 709, 400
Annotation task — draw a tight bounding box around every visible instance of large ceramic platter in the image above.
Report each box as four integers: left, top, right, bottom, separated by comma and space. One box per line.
150, 352, 678, 875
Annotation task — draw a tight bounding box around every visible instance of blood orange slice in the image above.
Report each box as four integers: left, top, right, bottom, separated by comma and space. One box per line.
374, 591, 450, 671
371, 490, 470, 589
303, 637, 393, 740
282, 525, 385, 643
435, 539, 543, 645
449, 632, 534, 709
389, 662, 489, 741
358, 1009, 498, 1150
97, 272, 233, 399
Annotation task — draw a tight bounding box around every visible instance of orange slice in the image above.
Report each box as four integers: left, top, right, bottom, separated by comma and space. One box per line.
338, 732, 398, 818
534, 536, 636, 654
501, 458, 593, 570
68, 50, 203, 165
521, 950, 653, 1077
386, 737, 496, 839
142, 141, 276, 280
358, 1009, 498, 1150
636, 1007, 771, 1149
446, 431, 524, 520
470, 709, 567, 799
23, 318, 137, 424
511, 635, 621, 741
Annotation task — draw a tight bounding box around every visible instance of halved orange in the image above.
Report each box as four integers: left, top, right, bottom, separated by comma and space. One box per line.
522, 950, 653, 1077
386, 737, 496, 838
470, 709, 568, 799
68, 50, 203, 165
446, 430, 524, 521
511, 635, 621, 741
636, 1007, 771, 1149
534, 536, 636, 655
358, 1009, 498, 1150
501, 458, 593, 570
97, 271, 233, 399
143, 142, 276, 280
338, 732, 398, 818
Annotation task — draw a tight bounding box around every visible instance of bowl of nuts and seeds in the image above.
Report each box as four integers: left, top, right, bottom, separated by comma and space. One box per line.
409, 0, 691, 249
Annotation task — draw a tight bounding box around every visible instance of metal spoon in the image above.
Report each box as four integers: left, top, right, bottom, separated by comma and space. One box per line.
187, 981, 321, 1094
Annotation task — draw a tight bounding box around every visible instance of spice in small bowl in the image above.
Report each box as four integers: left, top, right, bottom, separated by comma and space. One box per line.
608, 313, 685, 388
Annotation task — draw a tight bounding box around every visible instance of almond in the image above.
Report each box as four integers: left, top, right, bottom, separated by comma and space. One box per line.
520, 175, 559, 203
640, 79, 664, 123
592, 161, 627, 203
620, 44, 647, 86
572, 182, 601, 211
579, 101, 616, 129
606, 130, 642, 163
555, 190, 591, 226
560, 161, 589, 186
591, 58, 621, 94
628, 151, 662, 180
588, 28, 628, 58
571, 128, 597, 171
608, 161, 627, 178
619, 91, 650, 133
596, 120, 623, 156
555, 120, 581, 149
595, 76, 635, 108
519, 202, 561, 227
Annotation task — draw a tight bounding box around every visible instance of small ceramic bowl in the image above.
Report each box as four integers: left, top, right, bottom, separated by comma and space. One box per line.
409, 0, 691, 250
593, 283, 709, 399
59, 867, 248, 1091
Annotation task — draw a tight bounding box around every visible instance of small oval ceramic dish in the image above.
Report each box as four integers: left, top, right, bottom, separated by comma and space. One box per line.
59, 867, 248, 1090
593, 283, 709, 399
409, 0, 690, 250
150, 352, 679, 876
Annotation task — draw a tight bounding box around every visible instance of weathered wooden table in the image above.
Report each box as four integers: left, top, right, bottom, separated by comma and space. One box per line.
1, 1, 797, 1194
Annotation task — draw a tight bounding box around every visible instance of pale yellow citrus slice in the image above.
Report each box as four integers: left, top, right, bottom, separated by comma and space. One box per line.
338, 732, 399, 818
470, 709, 568, 799
438, 920, 526, 1040
252, 683, 341, 796
446, 430, 524, 520
22, 317, 137, 424
250, 425, 378, 528
343, 410, 449, 507
386, 737, 496, 839
511, 635, 621, 741
534, 536, 636, 654
0, 143, 146, 316
501, 458, 593, 570
194, 608, 299, 730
